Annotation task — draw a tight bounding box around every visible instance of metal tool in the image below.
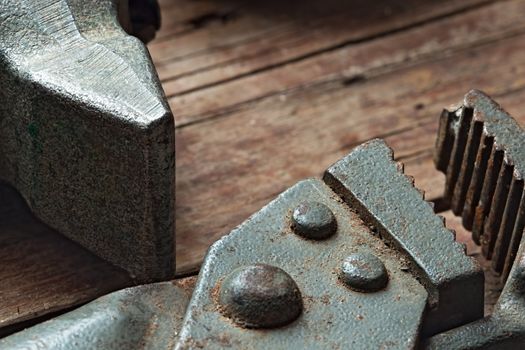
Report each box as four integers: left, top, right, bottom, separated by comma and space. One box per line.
0, 280, 193, 350
428, 89, 525, 348
1, 7, 524, 343
0, 0, 175, 283
2, 135, 491, 349
175, 139, 482, 349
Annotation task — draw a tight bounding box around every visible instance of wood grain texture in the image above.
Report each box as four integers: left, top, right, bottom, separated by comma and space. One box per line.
1, 0, 523, 332
152, 0, 492, 85
0, 184, 132, 330
153, 0, 525, 126
165, 0, 525, 272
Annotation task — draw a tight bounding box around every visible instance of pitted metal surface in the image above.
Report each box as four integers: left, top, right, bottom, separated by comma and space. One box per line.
4, 90, 525, 348
435, 90, 525, 281
428, 90, 525, 348
217, 264, 303, 329
0, 0, 175, 282
324, 139, 484, 335
291, 201, 337, 240
339, 252, 389, 292
426, 244, 525, 349
174, 139, 484, 349
0, 279, 194, 350
176, 177, 428, 349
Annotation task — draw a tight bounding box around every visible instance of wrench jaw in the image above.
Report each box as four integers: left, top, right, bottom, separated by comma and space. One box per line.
435, 90, 525, 283
0, 0, 175, 282
428, 90, 525, 348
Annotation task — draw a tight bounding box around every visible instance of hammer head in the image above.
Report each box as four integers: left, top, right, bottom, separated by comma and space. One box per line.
0, 0, 175, 282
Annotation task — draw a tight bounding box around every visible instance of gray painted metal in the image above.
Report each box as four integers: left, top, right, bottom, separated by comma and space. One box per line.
435, 89, 525, 280
426, 240, 525, 348
6, 90, 525, 348
0, 0, 175, 282
324, 139, 484, 336
339, 252, 389, 292
218, 264, 303, 329
291, 201, 337, 240
176, 177, 428, 349
428, 90, 525, 349
0, 281, 193, 350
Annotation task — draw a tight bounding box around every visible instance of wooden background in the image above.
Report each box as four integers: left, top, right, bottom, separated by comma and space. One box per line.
1, 0, 524, 332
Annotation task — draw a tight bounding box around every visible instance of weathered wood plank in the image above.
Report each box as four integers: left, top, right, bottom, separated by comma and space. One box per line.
175, 32, 525, 273
162, 0, 525, 126
151, 0, 492, 81
157, 0, 505, 93
1, 0, 522, 331
0, 0, 238, 332
0, 185, 132, 330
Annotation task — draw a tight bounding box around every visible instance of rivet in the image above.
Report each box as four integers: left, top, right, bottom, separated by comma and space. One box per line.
218, 264, 302, 328
340, 252, 388, 292
292, 201, 337, 240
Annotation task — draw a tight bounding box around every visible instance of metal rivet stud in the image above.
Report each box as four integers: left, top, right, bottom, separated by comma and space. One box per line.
340, 252, 388, 292
292, 202, 337, 239
218, 264, 302, 328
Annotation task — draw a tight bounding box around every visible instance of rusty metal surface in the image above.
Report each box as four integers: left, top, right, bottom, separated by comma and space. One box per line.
174, 139, 486, 349
0, 0, 175, 282
324, 139, 484, 336
428, 90, 525, 349
217, 264, 303, 329
426, 225, 525, 349
176, 177, 429, 349
339, 252, 389, 292
0, 278, 195, 350
425, 242, 525, 349
5, 89, 525, 348
435, 89, 525, 281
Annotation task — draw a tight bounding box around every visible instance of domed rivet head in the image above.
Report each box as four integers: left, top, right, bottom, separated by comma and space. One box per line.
340, 252, 388, 292
292, 202, 337, 240
218, 264, 302, 328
